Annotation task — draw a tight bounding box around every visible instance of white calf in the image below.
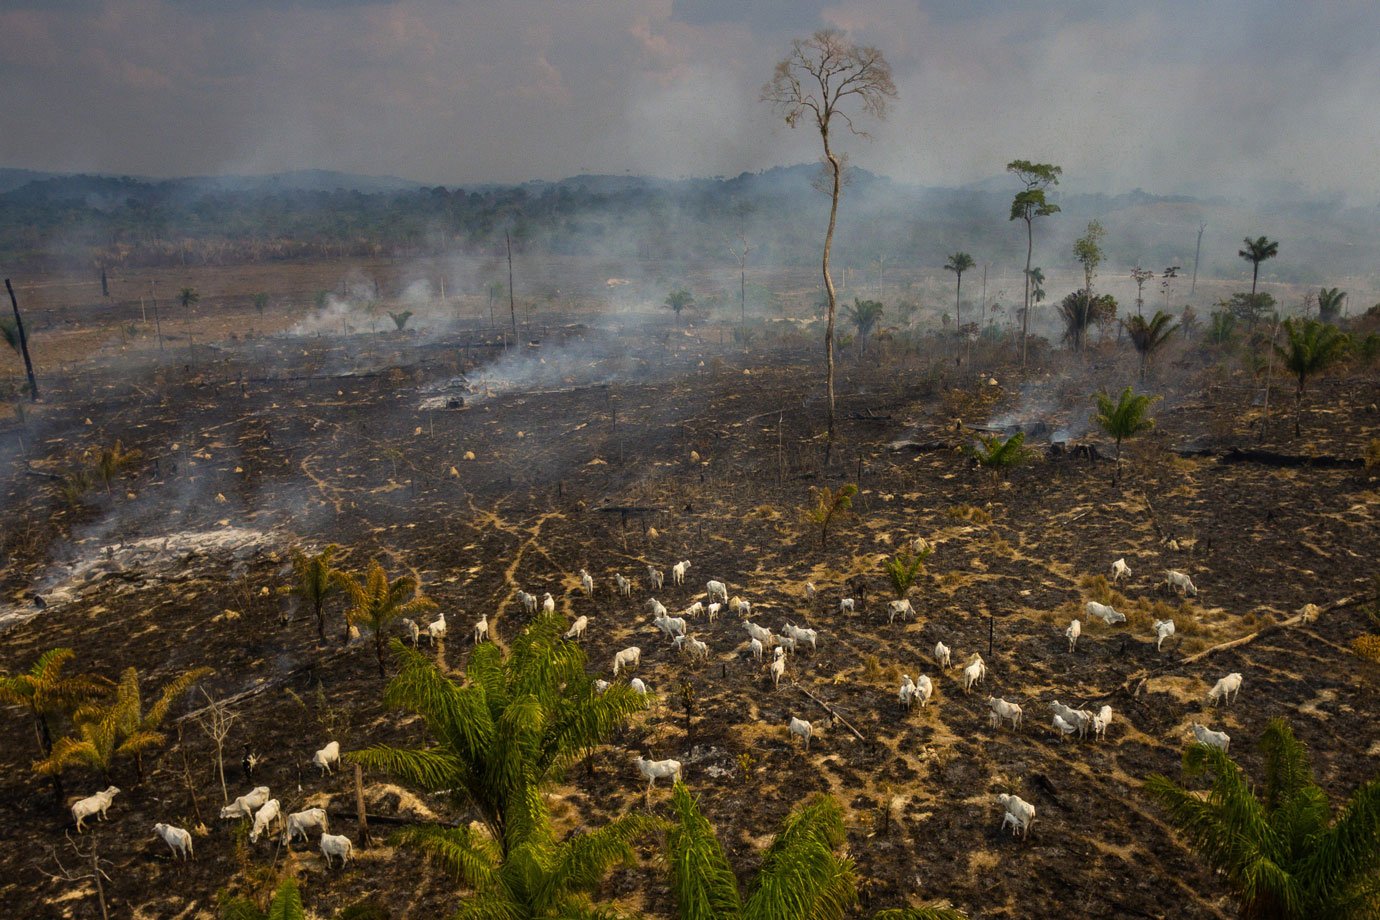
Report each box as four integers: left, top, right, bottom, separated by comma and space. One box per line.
1066, 618, 1081, 652
1208, 672, 1243, 706
1191, 722, 1231, 752
962, 654, 987, 693
887, 598, 916, 624
1092, 705, 1114, 741
313, 741, 340, 775
250, 799, 282, 843
615, 573, 632, 597
635, 755, 683, 790
1166, 570, 1198, 596
788, 716, 813, 751
1111, 558, 1131, 583
283, 807, 329, 844
934, 641, 951, 669
473, 613, 489, 644
839, 597, 855, 614
1086, 601, 1126, 626
71, 786, 121, 832
320, 832, 354, 868
672, 560, 691, 586
154, 822, 193, 860
769, 647, 787, 688
613, 646, 641, 676
647, 566, 664, 591
914, 674, 934, 708
565, 615, 589, 640
1153, 618, 1175, 651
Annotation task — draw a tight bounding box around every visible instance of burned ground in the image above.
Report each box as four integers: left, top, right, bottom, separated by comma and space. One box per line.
1, 312, 1378, 919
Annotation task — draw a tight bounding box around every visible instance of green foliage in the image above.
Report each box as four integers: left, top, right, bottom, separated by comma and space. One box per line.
0, 648, 109, 758
1073, 219, 1105, 294
665, 288, 695, 319
177, 287, 200, 310
0, 315, 18, 354
1222, 292, 1278, 332
252, 292, 268, 315
883, 547, 931, 599
872, 907, 969, 920
1145, 718, 1380, 920
1057, 290, 1116, 352
662, 781, 862, 920
1027, 266, 1047, 305
286, 544, 342, 642
35, 664, 209, 782
1093, 387, 1158, 487
1208, 310, 1236, 345
1124, 310, 1179, 381
87, 439, 142, 493
1274, 318, 1352, 436
58, 467, 95, 508
844, 298, 884, 348
1239, 235, 1280, 296
349, 613, 649, 851
220, 877, 306, 920
336, 560, 437, 677
800, 483, 857, 550
388, 310, 414, 331
965, 431, 1033, 475
1317, 287, 1347, 323
944, 252, 975, 328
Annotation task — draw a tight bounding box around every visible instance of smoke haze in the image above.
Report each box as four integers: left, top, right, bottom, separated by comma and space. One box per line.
2, 1, 1378, 201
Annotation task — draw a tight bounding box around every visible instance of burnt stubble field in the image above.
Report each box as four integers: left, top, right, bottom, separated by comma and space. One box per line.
1, 286, 1378, 919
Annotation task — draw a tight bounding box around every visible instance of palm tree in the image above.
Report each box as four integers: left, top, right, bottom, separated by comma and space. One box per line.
666, 288, 695, 322
943, 252, 975, 330
220, 877, 306, 920
0, 648, 109, 800
1028, 267, 1047, 307
1145, 718, 1380, 920
0, 648, 108, 759
37, 665, 209, 783
349, 613, 647, 850
388, 310, 414, 331
395, 800, 656, 918
286, 544, 342, 642
1274, 318, 1352, 437
843, 298, 884, 353
1057, 290, 1098, 352
89, 439, 142, 493
1238, 236, 1279, 299
883, 547, 931, 600
337, 560, 437, 677
966, 431, 1033, 479
1124, 310, 1179, 381
177, 286, 200, 317
1208, 310, 1236, 346
1093, 387, 1158, 487
801, 483, 857, 550
1316, 287, 1347, 323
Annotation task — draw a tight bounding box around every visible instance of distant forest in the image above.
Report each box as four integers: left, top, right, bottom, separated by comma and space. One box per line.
1, 165, 1377, 287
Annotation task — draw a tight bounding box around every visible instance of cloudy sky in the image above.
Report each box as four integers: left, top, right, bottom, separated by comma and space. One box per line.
3, 0, 1378, 199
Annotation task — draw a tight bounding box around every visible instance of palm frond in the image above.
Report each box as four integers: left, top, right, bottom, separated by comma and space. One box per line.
545, 812, 661, 904
394, 824, 501, 890
965, 431, 1032, 470
743, 795, 858, 920
263, 877, 306, 920
873, 904, 969, 920
1300, 778, 1380, 909
666, 781, 744, 920
1260, 717, 1317, 813
143, 666, 212, 729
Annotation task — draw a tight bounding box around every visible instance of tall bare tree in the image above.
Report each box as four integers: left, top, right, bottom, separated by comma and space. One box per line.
764, 29, 896, 449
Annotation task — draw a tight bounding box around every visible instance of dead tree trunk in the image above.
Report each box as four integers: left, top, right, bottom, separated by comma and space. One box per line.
5, 279, 39, 401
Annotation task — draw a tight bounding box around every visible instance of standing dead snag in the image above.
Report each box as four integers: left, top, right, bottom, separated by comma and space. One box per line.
192, 687, 237, 804
763, 29, 895, 449
35, 835, 113, 920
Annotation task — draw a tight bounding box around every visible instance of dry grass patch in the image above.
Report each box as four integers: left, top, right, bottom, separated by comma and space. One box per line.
945, 503, 992, 524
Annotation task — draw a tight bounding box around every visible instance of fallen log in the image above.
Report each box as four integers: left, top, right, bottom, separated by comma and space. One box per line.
886, 439, 954, 453
1102, 592, 1375, 702
1174, 446, 1363, 469
795, 682, 866, 742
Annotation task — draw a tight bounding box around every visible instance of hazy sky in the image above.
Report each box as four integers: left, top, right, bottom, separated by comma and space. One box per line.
3, 0, 1378, 199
